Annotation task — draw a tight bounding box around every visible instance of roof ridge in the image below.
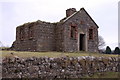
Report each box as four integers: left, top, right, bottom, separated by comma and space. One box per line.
62, 11, 78, 22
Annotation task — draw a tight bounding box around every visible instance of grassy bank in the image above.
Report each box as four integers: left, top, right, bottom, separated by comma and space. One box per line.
82, 72, 119, 78
0, 50, 118, 58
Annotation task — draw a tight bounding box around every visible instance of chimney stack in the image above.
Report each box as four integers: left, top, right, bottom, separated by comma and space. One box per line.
66, 8, 77, 17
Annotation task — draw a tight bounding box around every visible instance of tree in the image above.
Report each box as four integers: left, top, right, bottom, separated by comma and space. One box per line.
114, 47, 120, 54
0, 41, 2, 47
0, 41, 4, 47
105, 46, 112, 54
98, 35, 105, 49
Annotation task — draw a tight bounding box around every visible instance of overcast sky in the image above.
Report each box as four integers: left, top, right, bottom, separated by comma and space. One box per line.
0, 0, 119, 50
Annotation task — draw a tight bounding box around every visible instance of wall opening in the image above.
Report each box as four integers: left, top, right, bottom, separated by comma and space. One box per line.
79, 34, 85, 51
20, 27, 24, 40
89, 29, 94, 40
28, 25, 34, 39
70, 26, 77, 40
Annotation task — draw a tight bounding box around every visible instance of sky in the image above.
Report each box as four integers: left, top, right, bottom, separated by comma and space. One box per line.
118, 1, 120, 48
0, 0, 119, 50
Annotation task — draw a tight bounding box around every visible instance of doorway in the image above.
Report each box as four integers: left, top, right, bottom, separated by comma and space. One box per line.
79, 34, 85, 51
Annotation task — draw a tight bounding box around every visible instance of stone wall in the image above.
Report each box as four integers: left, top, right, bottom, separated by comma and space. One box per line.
2, 56, 119, 79
55, 23, 64, 51
11, 21, 56, 52
35, 21, 56, 51
61, 8, 98, 52
11, 22, 38, 51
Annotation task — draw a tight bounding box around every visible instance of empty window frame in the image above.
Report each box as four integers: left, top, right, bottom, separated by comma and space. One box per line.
89, 28, 94, 40
28, 26, 34, 39
71, 26, 77, 39
80, 21, 84, 24
20, 27, 24, 40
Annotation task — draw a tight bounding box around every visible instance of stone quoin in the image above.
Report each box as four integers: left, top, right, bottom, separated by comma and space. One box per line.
11, 8, 99, 52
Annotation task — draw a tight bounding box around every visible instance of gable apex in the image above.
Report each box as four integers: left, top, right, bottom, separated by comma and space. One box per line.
80, 8, 99, 28
61, 8, 99, 28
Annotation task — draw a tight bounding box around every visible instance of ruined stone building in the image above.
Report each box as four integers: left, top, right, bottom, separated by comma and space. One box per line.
11, 8, 99, 52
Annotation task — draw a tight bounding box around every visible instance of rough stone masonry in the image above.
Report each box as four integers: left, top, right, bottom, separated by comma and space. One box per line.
11, 8, 99, 52
2, 56, 119, 79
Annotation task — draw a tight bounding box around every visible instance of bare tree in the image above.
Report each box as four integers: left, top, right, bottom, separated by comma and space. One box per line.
98, 35, 105, 49
0, 41, 3, 47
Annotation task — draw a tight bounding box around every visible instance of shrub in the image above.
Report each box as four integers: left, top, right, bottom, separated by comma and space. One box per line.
114, 47, 120, 54
105, 46, 112, 54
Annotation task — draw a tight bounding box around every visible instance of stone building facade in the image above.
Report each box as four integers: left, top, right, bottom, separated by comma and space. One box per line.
11, 8, 99, 52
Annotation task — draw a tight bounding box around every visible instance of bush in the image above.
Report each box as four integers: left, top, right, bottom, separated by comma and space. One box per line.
105, 46, 112, 54
114, 47, 120, 54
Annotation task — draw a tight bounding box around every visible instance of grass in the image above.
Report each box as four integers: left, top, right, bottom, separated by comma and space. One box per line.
0, 47, 9, 50
0, 50, 118, 58
82, 72, 119, 78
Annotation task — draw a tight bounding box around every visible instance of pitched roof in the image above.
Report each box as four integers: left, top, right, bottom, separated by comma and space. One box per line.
61, 8, 99, 28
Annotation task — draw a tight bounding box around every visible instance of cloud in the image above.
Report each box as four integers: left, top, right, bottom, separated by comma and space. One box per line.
0, 0, 119, 47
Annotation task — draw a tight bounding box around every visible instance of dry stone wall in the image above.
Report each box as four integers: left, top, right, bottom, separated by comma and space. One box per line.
2, 56, 119, 79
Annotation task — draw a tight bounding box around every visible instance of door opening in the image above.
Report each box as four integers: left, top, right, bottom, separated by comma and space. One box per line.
79, 34, 85, 51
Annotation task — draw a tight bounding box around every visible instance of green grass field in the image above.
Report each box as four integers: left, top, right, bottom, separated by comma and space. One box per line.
82, 72, 119, 78
0, 50, 118, 58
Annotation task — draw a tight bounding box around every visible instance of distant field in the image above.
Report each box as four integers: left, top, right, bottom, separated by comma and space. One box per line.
0, 50, 118, 58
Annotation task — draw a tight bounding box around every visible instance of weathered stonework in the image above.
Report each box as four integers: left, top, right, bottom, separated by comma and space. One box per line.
11, 8, 99, 52
2, 56, 119, 78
